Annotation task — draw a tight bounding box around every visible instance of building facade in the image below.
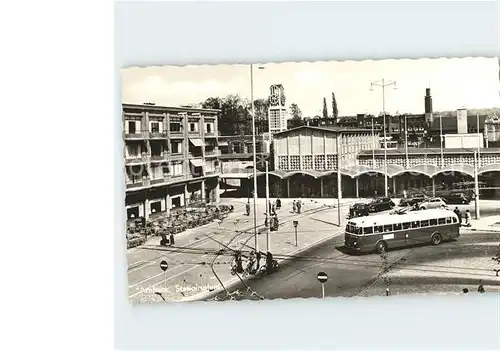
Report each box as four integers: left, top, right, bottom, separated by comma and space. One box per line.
268, 126, 376, 197
123, 103, 221, 220
246, 125, 500, 199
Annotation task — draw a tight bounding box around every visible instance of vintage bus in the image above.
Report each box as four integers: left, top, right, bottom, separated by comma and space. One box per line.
344, 209, 460, 254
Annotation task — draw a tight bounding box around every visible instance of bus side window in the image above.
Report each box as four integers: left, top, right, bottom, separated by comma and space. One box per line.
421, 220, 429, 227
452, 217, 458, 223
430, 219, 437, 226
446, 217, 452, 224
364, 226, 373, 234
383, 224, 393, 232
374, 226, 383, 233
402, 222, 411, 230
393, 223, 402, 231
411, 221, 420, 229
438, 218, 446, 225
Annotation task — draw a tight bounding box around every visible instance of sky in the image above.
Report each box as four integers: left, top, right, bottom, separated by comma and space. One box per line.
121, 57, 499, 117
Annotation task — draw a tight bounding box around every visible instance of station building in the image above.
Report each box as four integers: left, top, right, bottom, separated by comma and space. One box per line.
123, 103, 222, 220
253, 125, 500, 199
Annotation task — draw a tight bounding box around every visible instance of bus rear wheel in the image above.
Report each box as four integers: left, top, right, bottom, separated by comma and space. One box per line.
431, 233, 442, 245
375, 241, 387, 254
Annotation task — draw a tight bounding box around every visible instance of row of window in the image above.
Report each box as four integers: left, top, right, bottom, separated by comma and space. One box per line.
277, 155, 340, 171
346, 216, 458, 235
126, 121, 214, 134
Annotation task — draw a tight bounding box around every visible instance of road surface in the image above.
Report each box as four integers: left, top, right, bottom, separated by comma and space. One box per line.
127, 198, 359, 303
210, 229, 500, 300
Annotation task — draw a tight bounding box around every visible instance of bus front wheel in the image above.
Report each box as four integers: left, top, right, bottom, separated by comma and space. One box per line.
431, 233, 442, 245
375, 241, 387, 254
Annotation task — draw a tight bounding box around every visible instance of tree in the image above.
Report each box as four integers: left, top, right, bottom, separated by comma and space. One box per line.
253, 98, 269, 134
322, 97, 328, 119
288, 103, 303, 129
331, 92, 338, 121
201, 95, 250, 135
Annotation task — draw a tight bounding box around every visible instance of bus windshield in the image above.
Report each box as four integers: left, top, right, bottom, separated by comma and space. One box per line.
345, 224, 362, 235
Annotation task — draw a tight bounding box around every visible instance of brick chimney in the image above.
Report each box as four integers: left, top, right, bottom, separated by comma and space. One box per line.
424, 88, 433, 123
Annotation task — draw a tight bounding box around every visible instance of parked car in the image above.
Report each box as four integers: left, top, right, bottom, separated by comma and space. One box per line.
399, 193, 427, 207
348, 203, 370, 218
367, 197, 395, 212
441, 192, 471, 205
418, 197, 447, 210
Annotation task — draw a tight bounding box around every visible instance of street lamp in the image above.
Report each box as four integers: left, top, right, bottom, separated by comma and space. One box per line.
370, 79, 397, 197
250, 64, 265, 253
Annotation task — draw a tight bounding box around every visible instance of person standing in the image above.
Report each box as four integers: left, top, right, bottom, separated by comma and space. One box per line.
292, 200, 297, 213
245, 201, 250, 216
276, 197, 281, 210
464, 209, 471, 227
453, 207, 462, 225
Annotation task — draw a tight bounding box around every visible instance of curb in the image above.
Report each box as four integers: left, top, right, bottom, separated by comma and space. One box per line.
461, 228, 500, 233
179, 228, 344, 302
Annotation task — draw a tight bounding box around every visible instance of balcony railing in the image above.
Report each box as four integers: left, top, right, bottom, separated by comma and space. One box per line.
124, 133, 143, 140
188, 152, 203, 159
169, 153, 184, 161
125, 154, 150, 165
149, 131, 166, 139
204, 149, 220, 157
150, 153, 168, 162
169, 130, 184, 137
126, 181, 143, 189
151, 177, 165, 185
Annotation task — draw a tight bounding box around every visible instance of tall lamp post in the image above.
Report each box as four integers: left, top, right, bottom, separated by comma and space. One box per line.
250, 64, 265, 253
370, 79, 397, 197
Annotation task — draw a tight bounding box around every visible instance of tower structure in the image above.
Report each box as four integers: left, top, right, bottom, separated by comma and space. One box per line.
268, 84, 288, 135
424, 88, 433, 123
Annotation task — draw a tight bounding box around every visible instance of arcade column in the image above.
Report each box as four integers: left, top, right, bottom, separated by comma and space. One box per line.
432, 177, 436, 197
201, 180, 206, 202
165, 192, 171, 216
286, 178, 291, 198
144, 199, 150, 220
355, 177, 359, 198
214, 181, 220, 203
184, 184, 189, 208
392, 177, 396, 196
320, 178, 324, 197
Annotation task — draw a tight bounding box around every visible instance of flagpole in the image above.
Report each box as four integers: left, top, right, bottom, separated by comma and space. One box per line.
250, 64, 259, 253
404, 115, 409, 168
439, 114, 444, 168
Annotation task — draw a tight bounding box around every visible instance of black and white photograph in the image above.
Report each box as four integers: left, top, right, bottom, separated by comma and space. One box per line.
121, 57, 500, 304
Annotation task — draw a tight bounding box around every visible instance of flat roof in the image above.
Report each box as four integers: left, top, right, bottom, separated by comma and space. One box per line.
358, 147, 500, 156
274, 125, 374, 137
122, 103, 220, 114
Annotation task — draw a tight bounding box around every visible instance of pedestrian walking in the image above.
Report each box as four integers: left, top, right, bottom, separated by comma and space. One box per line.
245, 201, 250, 216
453, 207, 462, 225
276, 197, 281, 210
296, 199, 302, 214
465, 209, 471, 227
403, 189, 407, 199
292, 200, 297, 213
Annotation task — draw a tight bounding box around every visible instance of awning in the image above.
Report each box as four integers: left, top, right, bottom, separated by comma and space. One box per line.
190, 159, 204, 168
189, 138, 205, 147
